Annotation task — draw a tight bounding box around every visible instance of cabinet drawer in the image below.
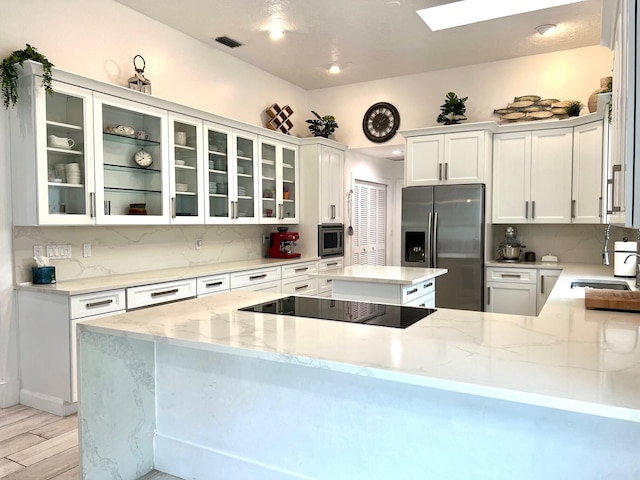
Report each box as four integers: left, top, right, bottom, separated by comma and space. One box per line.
319, 257, 343, 270
70, 289, 126, 319
486, 267, 536, 284
282, 277, 318, 296
402, 279, 436, 304
234, 279, 281, 293
197, 274, 230, 297
282, 261, 318, 279
127, 279, 197, 310
405, 292, 435, 309
318, 277, 334, 295
230, 266, 281, 289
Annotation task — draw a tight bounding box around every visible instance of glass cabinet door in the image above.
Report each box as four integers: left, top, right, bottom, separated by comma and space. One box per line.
170, 114, 204, 224
39, 81, 95, 225
260, 142, 278, 222
258, 138, 298, 224
234, 132, 258, 223
281, 144, 298, 222
205, 123, 232, 222
93, 93, 169, 224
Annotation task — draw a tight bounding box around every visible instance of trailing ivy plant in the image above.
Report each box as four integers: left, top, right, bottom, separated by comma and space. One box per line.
1, 44, 54, 109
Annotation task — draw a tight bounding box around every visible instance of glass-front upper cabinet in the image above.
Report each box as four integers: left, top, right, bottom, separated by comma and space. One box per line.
93, 93, 169, 224
169, 113, 204, 224
11, 79, 95, 226
204, 123, 258, 224
259, 138, 298, 224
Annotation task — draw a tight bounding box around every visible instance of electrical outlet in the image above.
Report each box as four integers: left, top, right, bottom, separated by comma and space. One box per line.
263, 236, 270, 245
83, 243, 92, 257
195, 239, 203, 250
33, 245, 43, 258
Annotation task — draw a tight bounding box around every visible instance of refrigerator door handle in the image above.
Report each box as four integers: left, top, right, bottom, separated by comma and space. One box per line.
432, 211, 438, 268
427, 211, 432, 267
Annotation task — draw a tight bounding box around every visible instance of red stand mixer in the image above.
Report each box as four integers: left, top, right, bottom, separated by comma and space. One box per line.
268, 227, 301, 259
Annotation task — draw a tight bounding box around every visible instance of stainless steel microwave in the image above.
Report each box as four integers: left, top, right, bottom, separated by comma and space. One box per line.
318, 224, 344, 257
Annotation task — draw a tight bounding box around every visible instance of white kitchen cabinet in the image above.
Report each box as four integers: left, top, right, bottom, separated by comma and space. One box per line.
93, 92, 170, 224
405, 129, 490, 186
10, 78, 96, 226
169, 113, 205, 224
319, 145, 345, 223
204, 122, 259, 224
317, 256, 344, 297
281, 260, 319, 296
126, 278, 197, 309
572, 121, 604, 224
18, 288, 126, 415
485, 267, 537, 316
230, 266, 282, 291
196, 273, 230, 297
493, 128, 573, 224
536, 269, 561, 315
258, 137, 299, 224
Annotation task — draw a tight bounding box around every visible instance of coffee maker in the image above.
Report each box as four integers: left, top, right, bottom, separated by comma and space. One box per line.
268, 227, 301, 259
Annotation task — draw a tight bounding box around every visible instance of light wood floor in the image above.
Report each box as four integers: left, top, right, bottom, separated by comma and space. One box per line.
0, 405, 181, 480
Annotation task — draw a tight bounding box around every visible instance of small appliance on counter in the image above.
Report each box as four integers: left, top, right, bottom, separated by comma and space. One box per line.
614, 238, 637, 278
497, 226, 526, 262
268, 227, 301, 259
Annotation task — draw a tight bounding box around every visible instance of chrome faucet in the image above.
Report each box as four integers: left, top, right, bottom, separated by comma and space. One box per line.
624, 253, 640, 287
603, 224, 611, 265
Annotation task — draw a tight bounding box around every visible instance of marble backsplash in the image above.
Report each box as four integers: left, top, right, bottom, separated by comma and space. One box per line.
491, 224, 639, 264
13, 224, 275, 284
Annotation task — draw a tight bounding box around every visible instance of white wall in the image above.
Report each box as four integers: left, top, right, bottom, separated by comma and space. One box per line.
310, 46, 613, 149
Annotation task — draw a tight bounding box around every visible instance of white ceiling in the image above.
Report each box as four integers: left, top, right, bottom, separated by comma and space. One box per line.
114, 0, 603, 90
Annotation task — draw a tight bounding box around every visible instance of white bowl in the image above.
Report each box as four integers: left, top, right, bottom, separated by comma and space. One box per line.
176, 183, 188, 192
175, 160, 185, 166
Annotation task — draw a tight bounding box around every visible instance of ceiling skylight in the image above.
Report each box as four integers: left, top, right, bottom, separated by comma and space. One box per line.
417, 0, 586, 31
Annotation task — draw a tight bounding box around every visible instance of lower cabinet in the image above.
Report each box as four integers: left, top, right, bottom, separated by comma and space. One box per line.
404, 279, 436, 308
126, 279, 197, 309
485, 267, 537, 316
317, 257, 344, 297
537, 269, 561, 315
196, 273, 230, 297
230, 266, 282, 292
282, 260, 319, 296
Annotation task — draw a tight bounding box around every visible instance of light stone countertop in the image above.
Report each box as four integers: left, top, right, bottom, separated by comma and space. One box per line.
17, 256, 319, 296
79, 262, 640, 423
313, 265, 448, 285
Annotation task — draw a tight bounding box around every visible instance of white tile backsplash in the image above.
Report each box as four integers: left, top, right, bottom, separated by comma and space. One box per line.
491, 224, 639, 264
13, 225, 273, 284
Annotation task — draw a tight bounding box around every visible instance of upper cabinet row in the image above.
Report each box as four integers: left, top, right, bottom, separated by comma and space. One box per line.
10, 77, 299, 226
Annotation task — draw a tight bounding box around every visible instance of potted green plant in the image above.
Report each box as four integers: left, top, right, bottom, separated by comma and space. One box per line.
565, 100, 584, 117
437, 91, 468, 125
306, 111, 339, 138
1, 44, 54, 109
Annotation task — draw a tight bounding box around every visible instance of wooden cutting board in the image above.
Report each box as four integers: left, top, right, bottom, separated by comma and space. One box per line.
585, 289, 640, 312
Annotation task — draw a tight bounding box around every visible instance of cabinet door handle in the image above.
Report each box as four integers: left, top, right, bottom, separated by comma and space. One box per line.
327, 279, 333, 283
249, 274, 268, 281
327, 262, 338, 267
531, 201, 535, 219
444, 162, 449, 180
86, 299, 113, 309
90, 192, 95, 218
438, 163, 443, 180
151, 288, 179, 298
571, 199, 576, 219
331, 204, 336, 219
487, 287, 491, 305
171, 197, 176, 219
295, 284, 309, 290
525, 201, 529, 219
295, 267, 308, 272
205, 281, 223, 288
418, 303, 426, 308
608, 164, 622, 213
599, 197, 603, 218
407, 288, 418, 295
540, 275, 545, 294
423, 282, 433, 288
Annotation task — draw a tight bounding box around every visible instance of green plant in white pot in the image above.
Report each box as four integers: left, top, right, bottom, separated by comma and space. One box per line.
306, 111, 339, 138
1, 44, 54, 109
437, 91, 468, 125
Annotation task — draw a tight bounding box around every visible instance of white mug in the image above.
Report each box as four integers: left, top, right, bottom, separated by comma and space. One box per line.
48, 135, 74, 148
175, 131, 187, 145
135, 130, 149, 140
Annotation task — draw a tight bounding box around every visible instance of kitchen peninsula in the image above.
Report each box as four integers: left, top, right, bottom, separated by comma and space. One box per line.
313, 264, 448, 306
78, 263, 640, 480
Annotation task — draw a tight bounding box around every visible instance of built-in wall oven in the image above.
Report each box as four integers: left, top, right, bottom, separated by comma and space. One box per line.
318, 224, 344, 257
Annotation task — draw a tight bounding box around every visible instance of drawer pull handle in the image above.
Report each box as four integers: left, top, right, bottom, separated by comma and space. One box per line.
295, 267, 308, 272
407, 288, 418, 295
327, 279, 333, 283
86, 299, 113, 309
423, 282, 433, 288
249, 274, 268, 281
151, 288, 179, 298
326, 262, 338, 267
206, 281, 223, 288
419, 303, 426, 308
295, 284, 309, 290
501, 274, 521, 278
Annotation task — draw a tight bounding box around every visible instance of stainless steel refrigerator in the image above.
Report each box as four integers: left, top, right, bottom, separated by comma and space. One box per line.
401, 184, 485, 311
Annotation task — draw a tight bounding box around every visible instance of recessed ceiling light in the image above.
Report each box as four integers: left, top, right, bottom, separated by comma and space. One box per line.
417, 0, 586, 31
329, 64, 341, 74
536, 24, 557, 35
269, 27, 285, 40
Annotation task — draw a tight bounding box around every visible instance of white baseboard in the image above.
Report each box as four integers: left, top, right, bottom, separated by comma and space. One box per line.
0, 378, 20, 408
20, 389, 77, 416
154, 434, 310, 480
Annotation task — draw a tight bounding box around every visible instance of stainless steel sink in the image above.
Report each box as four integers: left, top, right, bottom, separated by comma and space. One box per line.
570, 279, 631, 290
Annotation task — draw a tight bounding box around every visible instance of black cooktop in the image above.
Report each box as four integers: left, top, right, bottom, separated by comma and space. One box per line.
239, 296, 436, 329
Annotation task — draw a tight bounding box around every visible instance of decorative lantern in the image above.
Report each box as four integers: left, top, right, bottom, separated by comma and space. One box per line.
128, 55, 152, 94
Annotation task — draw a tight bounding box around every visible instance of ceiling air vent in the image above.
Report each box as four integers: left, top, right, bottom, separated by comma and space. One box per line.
215, 36, 243, 48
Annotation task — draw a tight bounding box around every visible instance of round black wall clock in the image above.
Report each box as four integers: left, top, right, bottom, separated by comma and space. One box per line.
363, 102, 400, 143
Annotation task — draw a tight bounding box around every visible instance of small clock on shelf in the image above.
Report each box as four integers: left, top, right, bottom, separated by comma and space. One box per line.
362, 102, 400, 143
134, 149, 152, 168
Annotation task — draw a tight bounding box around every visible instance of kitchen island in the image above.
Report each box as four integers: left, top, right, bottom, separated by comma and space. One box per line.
313, 264, 448, 306
78, 263, 640, 479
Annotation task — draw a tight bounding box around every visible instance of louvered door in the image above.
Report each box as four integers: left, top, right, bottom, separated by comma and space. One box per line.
353, 180, 386, 266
